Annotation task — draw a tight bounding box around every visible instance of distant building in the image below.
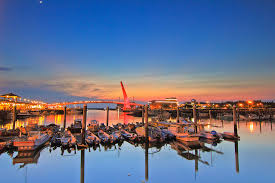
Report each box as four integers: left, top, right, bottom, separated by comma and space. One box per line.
149, 97, 178, 110
0, 93, 21, 102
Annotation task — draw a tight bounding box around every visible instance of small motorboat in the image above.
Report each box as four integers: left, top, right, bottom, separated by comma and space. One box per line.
109, 132, 119, 143
198, 131, 220, 141
159, 127, 175, 140
114, 131, 124, 141
61, 131, 76, 148
221, 132, 240, 140
51, 132, 62, 146
0, 140, 6, 153
88, 120, 99, 132
120, 129, 137, 141
97, 130, 110, 143
13, 131, 50, 151
176, 133, 199, 142
0, 128, 6, 136
86, 131, 100, 146
68, 119, 82, 133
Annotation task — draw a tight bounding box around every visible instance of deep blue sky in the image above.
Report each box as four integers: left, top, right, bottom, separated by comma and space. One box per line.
0, 0, 275, 102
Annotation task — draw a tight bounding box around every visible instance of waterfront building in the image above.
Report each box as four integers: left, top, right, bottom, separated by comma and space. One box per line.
148, 97, 178, 110
0, 93, 21, 102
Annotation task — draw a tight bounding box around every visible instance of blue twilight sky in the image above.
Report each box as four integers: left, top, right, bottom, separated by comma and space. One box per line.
0, 0, 275, 102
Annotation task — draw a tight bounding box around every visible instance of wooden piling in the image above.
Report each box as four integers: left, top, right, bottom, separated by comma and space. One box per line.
193, 104, 197, 133
209, 110, 212, 120
144, 104, 149, 181
145, 105, 148, 139
63, 106, 67, 129
237, 108, 240, 121
176, 106, 179, 123
269, 109, 273, 121
142, 106, 144, 123
237, 108, 240, 128
82, 104, 87, 144
106, 106, 109, 126
233, 105, 238, 137
12, 105, 16, 130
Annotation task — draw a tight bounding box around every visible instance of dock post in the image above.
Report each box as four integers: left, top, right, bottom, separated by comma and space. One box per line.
142, 106, 144, 124
237, 108, 240, 121
117, 107, 120, 120
144, 104, 149, 181
176, 106, 180, 123
209, 110, 212, 120
145, 105, 148, 139
80, 149, 85, 183
269, 108, 273, 121
63, 106, 67, 129
233, 105, 238, 137
235, 141, 239, 173
12, 105, 16, 130
82, 104, 87, 144
193, 104, 197, 133
106, 106, 109, 126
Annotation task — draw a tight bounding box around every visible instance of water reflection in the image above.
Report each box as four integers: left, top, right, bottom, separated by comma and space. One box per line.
81, 150, 85, 183
235, 141, 239, 173
1, 112, 275, 183
145, 135, 149, 181
249, 122, 254, 133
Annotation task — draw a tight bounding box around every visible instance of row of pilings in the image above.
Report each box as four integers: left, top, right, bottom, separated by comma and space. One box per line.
167, 107, 274, 121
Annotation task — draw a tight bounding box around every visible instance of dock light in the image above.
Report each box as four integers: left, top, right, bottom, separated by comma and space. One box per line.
247, 100, 253, 104
238, 103, 244, 107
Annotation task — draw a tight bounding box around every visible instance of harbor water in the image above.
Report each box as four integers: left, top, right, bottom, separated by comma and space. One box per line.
1, 110, 275, 183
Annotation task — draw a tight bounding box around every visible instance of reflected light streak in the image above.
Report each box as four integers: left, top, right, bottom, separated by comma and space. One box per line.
249, 122, 254, 133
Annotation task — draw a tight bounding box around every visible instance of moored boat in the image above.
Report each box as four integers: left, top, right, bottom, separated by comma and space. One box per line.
61, 131, 76, 148
197, 132, 220, 141
51, 132, 62, 146
13, 131, 50, 151
68, 119, 82, 133
176, 133, 199, 142
97, 130, 110, 143
221, 132, 240, 140
88, 120, 99, 132
0, 128, 6, 136
0, 140, 6, 153
86, 131, 100, 146
120, 129, 137, 141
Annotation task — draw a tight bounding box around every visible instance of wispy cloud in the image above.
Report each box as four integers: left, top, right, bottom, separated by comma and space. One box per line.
0, 67, 12, 71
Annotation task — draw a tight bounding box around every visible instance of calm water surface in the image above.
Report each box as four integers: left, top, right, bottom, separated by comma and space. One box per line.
1, 110, 275, 183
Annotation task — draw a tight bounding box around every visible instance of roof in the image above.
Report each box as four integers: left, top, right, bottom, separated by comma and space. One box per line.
0, 93, 21, 98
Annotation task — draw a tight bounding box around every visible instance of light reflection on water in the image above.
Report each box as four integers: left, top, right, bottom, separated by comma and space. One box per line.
0, 110, 275, 183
